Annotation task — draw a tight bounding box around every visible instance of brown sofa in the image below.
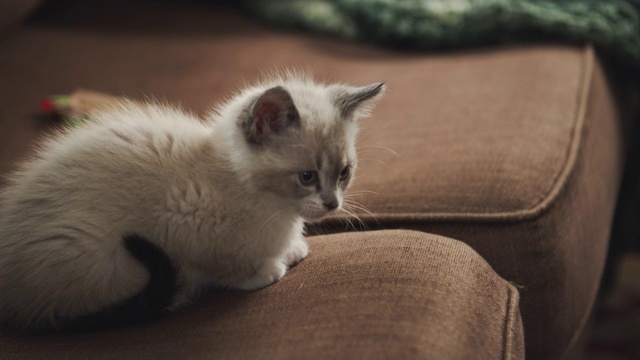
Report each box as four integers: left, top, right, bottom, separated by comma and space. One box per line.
0, 1, 629, 359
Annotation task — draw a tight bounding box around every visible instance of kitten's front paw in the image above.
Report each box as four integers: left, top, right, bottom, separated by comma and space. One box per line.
283, 238, 309, 268
235, 260, 287, 291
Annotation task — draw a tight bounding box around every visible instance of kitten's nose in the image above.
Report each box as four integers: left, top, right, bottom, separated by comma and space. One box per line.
323, 200, 339, 211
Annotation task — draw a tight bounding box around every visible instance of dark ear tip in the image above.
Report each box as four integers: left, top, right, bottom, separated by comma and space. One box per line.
371, 82, 386, 94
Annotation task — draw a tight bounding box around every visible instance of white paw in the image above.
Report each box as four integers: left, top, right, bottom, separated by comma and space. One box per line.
282, 238, 309, 268
234, 259, 287, 291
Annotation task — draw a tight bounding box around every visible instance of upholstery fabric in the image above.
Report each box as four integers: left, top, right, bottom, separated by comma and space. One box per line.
343, 46, 598, 218
323, 44, 624, 358
0, 2, 624, 359
0, 230, 524, 360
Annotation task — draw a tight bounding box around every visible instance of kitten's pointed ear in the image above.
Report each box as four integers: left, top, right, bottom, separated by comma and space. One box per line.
244, 86, 300, 144
335, 82, 385, 119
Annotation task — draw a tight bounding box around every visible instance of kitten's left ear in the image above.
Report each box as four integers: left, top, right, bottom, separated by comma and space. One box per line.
335, 82, 385, 119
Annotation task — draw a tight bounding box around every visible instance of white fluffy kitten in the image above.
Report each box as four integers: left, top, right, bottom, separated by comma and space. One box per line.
0, 73, 384, 332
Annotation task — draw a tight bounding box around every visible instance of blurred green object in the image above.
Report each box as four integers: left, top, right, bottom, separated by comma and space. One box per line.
246, 0, 640, 67
40, 95, 89, 127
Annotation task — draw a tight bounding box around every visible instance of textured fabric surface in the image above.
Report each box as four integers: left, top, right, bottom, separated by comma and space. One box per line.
245, 0, 640, 69
323, 44, 624, 359
0, 2, 625, 359
0, 230, 524, 360
343, 46, 594, 218
342, 45, 623, 359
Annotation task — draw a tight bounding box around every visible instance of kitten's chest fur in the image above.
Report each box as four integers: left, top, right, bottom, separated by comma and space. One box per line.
157, 169, 302, 283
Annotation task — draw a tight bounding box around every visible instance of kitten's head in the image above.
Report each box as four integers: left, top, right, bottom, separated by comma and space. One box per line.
222, 75, 384, 221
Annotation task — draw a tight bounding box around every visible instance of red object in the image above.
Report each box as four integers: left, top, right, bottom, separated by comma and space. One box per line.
40, 98, 55, 112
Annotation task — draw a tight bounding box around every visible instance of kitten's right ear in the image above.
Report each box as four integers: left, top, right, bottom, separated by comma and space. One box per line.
243, 86, 300, 144
335, 82, 385, 119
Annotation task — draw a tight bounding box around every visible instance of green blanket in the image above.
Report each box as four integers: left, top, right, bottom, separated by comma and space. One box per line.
245, 0, 640, 71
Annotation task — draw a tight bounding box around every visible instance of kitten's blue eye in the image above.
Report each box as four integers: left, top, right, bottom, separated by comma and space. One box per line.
299, 171, 319, 186
339, 166, 350, 181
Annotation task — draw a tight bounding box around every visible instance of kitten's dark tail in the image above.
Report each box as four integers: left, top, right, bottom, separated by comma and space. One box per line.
62, 234, 178, 333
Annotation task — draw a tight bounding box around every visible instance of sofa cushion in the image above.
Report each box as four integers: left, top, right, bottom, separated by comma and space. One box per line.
0, 230, 524, 360
348, 46, 598, 218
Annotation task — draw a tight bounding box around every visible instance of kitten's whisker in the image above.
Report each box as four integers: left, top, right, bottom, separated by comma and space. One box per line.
357, 158, 388, 166
304, 221, 325, 236
345, 202, 377, 220
339, 203, 370, 231
357, 145, 400, 157
357, 150, 391, 156
347, 190, 384, 200
356, 123, 393, 145
339, 206, 360, 231
342, 198, 380, 229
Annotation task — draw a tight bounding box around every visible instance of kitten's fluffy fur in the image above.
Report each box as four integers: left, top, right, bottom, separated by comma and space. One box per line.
0, 73, 384, 331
